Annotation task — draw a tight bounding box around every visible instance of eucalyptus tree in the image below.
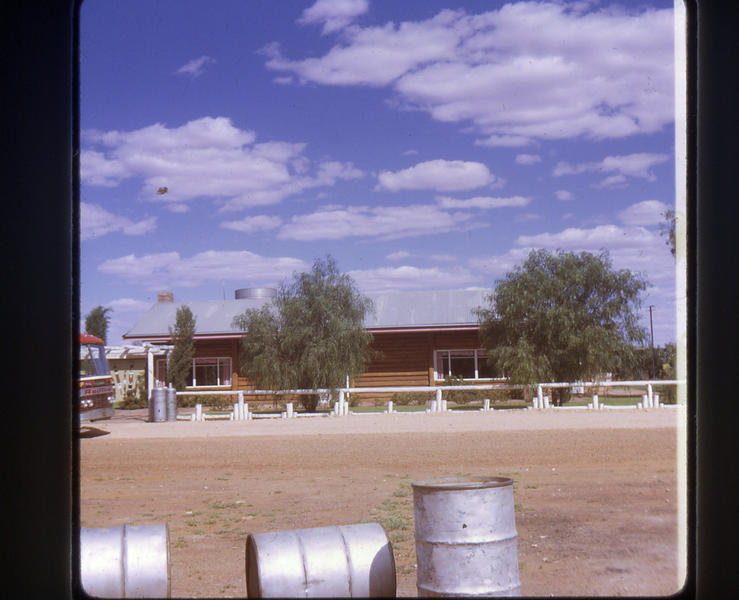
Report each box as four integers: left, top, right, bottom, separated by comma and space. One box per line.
84, 305, 112, 342
167, 305, 196, 391
233, 256, 375, 411
477, 249, 648, 404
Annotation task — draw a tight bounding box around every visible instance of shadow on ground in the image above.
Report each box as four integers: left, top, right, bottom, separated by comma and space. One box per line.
79, 426, 111, 439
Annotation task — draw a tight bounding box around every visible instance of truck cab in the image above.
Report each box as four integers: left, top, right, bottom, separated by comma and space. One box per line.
79, 333, 115, 423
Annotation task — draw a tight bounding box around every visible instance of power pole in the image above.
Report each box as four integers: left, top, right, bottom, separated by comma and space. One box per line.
648, 305, 656, 377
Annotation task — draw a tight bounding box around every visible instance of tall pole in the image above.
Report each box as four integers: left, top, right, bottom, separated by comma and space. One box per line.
648, 305, 656, 377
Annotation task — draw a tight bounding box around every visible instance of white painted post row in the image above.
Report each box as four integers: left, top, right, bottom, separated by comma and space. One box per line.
333, 390, 349, 416
532, 386, 550, 409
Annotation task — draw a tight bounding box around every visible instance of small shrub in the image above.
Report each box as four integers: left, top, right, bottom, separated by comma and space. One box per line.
391, 391, 433, 406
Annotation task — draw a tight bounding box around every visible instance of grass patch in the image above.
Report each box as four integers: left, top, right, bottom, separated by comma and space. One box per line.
371, 479, 417, 576
211, 501, 243, 509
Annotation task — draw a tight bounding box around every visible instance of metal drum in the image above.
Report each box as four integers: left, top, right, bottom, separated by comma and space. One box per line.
245, 522, 396, 598
149, 387, 166, 422
166, 386, 177, 421
80, 523, 171, 598
412, 476, 521, 597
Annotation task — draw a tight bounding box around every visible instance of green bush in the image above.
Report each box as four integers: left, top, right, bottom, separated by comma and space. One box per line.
443, 375, 490, 405
390, 391, 433, 406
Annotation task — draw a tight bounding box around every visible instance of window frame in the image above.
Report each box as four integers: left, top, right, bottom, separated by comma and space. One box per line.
155, 356, 232, 388
433, 348, 503, 381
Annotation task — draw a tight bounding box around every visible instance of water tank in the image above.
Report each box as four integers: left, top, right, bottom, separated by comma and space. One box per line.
235, 287, 277, 300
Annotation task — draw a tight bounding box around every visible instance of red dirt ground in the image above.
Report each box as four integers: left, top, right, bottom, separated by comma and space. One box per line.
80, 407, 685, 597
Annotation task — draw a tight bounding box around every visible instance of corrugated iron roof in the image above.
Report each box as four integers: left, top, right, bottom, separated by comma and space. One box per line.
123, 289, 490, 340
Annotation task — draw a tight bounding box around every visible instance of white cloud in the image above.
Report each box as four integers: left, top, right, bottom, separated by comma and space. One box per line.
350, 265, 480, 292
618, 200, 670, 226
468, 247, 534, 277
81, 117, 364, 211
81, 202, 157, 241
175, 56, 215, 77
517, 224, 655, 251
469, 222, 675, 289
515, 153, 541, 165
108, 298, 153, 313
553, 152, 671, 187
376, 159, 495, 192
430, 253, 456, 263
220, 215, 283, 233
277, 203, 481, 241
298, 0, 369, 34
513, 223, 675, 285
555, 190, 574, 201
98, 250, 307, 289
436, 195, 529, 210
264, 3, 674, 144
386, 250, 412, 261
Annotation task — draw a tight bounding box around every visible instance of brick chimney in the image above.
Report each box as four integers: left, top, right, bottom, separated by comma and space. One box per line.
157, 291, 174, 303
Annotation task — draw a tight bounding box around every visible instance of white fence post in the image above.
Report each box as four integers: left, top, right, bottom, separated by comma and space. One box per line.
483, 398, 490, 412
435, 389, 442, 412
387, 400, 393, 414
195, 403, 203, 422
593, 394, 599, 410
286, 402, 294, 418
238, 391, 245, 420
537, 385, 543, 410
647, 384, 653, 407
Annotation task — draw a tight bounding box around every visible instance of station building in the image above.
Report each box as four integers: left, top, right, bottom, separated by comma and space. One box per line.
122, 288, 500, 399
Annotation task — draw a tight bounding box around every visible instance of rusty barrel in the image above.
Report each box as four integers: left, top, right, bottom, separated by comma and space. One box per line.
245, 522, 396, 597
80, 523, 171, 598
412, 476, 521, 597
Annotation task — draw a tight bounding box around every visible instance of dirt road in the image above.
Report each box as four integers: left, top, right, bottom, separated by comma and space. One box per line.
80, 407, 685, 597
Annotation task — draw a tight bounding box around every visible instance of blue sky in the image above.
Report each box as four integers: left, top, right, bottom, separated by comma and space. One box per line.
80, 0, 680, 347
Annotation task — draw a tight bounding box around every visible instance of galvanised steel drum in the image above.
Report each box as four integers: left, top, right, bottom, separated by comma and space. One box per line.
412, 476, 521, 597
149, 387, 166, 422
80, 523, 171, 598
165, 386, 177, 422
245, 522, 396, 597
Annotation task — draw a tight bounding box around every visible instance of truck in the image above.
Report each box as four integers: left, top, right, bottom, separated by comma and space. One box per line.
79, 333, 115, 423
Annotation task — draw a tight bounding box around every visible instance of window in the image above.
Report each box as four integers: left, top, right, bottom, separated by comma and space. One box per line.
434, 349, 500, 381
154, 357, 232, 388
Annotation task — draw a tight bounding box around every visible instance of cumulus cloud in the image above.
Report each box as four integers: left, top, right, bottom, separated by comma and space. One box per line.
81, 116, 364, 211
277, 203, 481, 241
436, 195, 529, 210
108, 298, 153, 313
263, 3, 674, 144
552, 152, 671, 187
469, 222, 675, 288
175, 56, 215, 77
81, 202, 157, 241
98, 250, 307, 289
618, 200, 671, 226
350, 265, 480, 292
386, 250, 412, 261
220, 215, 283, 233
515, 154, 541, 165
376, 159, 496, 192
298, 0, 369, 34
555, 190, 574, 201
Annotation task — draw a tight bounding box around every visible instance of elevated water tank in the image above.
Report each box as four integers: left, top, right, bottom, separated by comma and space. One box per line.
235, 287, 277, 300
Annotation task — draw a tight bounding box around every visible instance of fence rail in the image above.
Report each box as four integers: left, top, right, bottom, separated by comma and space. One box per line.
162, 379, 685, 421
